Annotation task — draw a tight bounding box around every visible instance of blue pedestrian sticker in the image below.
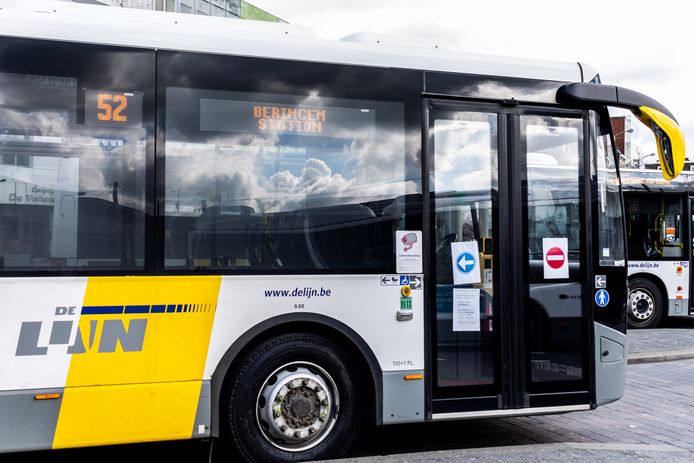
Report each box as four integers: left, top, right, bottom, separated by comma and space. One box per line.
595, 289, 610, 307
456, 252, 476, 274
399, 275, 410, 286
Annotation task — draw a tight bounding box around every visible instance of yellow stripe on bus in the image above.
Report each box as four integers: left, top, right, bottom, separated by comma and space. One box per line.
53, 381, 204, 448
53, 276, 221, 448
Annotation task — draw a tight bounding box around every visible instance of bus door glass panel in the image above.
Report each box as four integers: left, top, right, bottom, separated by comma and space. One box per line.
431, 113, 498, 391
626, 194, 683, 259
662, 197, 683, 257
691, 198, 694, 302
522, 116, 586, 388
593, 126, 627, 332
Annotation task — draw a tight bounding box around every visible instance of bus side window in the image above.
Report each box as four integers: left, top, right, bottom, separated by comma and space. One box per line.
0, 43, 152, 272
625, 194, 683, 259
159, 53, 422, 273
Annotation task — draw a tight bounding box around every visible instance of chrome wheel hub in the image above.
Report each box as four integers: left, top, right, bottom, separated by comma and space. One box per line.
629, 289, 655, 321
256, 362, 338, 452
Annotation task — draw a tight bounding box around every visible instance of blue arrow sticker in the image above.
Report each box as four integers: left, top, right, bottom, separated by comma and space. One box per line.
595, 289, 610, 307
456, 252, 476, 274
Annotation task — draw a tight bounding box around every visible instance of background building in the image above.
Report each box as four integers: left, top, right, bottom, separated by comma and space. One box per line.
68, 0, 283, 22
610, 115, 633, 163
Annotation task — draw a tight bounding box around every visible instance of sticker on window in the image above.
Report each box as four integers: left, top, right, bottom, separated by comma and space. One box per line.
543, 237, 569, 279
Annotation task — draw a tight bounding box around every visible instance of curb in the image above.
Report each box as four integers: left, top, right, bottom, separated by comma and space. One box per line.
628, 348, 694, 364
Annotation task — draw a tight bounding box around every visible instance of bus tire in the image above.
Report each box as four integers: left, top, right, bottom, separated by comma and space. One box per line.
227, 332, 363, 462
627, 278, 663, 329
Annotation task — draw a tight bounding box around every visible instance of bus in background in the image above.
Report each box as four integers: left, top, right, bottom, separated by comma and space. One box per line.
622, 169, 693, 328
0, 0, 686, 461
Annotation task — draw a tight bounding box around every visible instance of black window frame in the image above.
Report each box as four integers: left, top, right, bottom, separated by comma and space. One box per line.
591, 109, 628, 333
0, 37, 156, 277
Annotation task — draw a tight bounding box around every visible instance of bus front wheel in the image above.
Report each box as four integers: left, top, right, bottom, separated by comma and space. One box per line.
227, 332, 363, 462
627, 278, 663, 329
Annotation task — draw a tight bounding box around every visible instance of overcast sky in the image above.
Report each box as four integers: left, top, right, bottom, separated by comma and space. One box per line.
253, 0, 691, 161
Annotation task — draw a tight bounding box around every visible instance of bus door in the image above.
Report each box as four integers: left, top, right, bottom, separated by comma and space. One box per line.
426, 101, 591, 417
690, 197, 694, 313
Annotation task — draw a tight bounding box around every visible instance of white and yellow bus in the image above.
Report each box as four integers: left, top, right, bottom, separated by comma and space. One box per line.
0, 0, 685, 461
622, 168, 693, 328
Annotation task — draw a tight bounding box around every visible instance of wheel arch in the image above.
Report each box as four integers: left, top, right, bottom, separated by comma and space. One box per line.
628, 272, 669, 301
627, 273, 668, 328
210, 313, 383, 436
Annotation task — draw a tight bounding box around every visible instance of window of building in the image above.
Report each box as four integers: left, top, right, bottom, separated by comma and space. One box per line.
179, 0, 193, 14
195, 0, 211, 15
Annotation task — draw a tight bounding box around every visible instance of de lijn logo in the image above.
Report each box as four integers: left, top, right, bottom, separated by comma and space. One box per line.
15, 306, 147, 357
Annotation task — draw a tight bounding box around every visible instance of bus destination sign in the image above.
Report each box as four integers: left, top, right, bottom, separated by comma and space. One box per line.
200, 98, 376, 138
85, 90, 143, 128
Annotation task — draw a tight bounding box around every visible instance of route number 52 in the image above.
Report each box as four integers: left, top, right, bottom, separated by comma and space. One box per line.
97, 93, 128, 122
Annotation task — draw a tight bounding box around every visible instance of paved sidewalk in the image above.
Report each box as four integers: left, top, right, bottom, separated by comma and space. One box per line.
628, 320, 694, 364
340, 358, 694, 462
332, 443, 692, 463
335, 359, 694, 463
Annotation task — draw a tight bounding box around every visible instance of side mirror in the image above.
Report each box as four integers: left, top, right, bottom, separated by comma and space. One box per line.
633, 106, 685, 180
557, 83, 686, 179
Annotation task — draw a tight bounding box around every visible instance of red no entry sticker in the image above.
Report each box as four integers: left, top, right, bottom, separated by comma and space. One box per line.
546, 246, 565, 269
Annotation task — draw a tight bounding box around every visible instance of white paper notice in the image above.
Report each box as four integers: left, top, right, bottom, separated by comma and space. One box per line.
453, 288, 481, 332
451, 240, 481, 285
396, 230, 422, 273
543, 237, 569, 279
484, 269, 493, 289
